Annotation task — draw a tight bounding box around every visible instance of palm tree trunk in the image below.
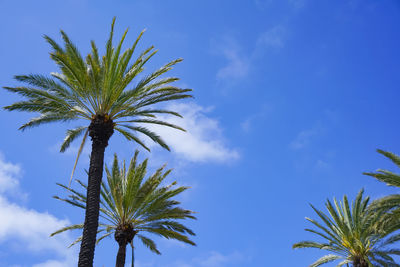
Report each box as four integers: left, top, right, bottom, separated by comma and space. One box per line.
131, 242, 134, 267
353, 258, 368, 267
78, 116, 113, 267
116, 242, 128, 267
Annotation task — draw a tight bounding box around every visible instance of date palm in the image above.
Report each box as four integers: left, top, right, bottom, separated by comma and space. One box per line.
293, 190, 400, 266
3, 18, 192, 266
52, 151, 196, 267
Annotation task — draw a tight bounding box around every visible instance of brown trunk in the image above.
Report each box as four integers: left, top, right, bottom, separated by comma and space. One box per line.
114, 224, 137, 267
78, 115, 113, 267
116, 242, 128, 267
353, 257, 369, 267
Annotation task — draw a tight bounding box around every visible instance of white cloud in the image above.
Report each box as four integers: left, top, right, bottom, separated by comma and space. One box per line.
213, 26, 286, 85
196, 251, 244, 267
216, 50, 250, 81
314, 159, 330, 171
213, 36, 250, 83
0, 153, 77, 266
257, 26, 286, 49
240, 105, 271, 133
146, 103, 239, 163
289, 127, 321, 150
0, 153, 21, 195
168, 251, 246, 267
255, 0, 306, 10
289, 0, 306, 9
290, 110, 337, 150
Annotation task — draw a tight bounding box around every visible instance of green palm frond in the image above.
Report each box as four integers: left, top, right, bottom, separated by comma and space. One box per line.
292, 241, 331, 250
137, 234, 160, 255
3, 17, 193, 177
293, 190, 400, 266
52, 150, 196, 255
364, 149, 400, 245
364, 149, 400, 188
310, 254, 342, 267
50, 224, 84, 237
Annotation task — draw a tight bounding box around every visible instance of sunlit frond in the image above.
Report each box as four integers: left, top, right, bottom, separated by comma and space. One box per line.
3, 17, 193, 173
293, 190, 400, 266
52, 150, 196, 255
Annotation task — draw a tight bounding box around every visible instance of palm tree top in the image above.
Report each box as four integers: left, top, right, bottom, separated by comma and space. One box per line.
52, 150, 196, 254
3, 17, 193, 180
293, 189, 400, 266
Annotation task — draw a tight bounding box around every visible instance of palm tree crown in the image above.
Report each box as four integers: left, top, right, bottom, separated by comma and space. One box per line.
52, 151, 196, 266
293, 190, 400, 267
4, 17, 191, 173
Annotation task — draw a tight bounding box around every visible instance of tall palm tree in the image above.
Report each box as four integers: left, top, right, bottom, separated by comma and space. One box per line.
3, 18, 192, 266
364, 149, 400, 214
51, 151, 196, 267
293, 190, 400, 266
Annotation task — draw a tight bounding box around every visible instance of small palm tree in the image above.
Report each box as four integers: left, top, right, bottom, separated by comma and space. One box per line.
293, 190, 400, 266
52, 151, 196, 267
3, 18, 192, 266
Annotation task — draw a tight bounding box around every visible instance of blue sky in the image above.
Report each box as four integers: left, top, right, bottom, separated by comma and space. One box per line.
1, 0, 400, 266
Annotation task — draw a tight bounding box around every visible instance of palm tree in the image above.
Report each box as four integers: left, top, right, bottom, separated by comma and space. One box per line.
293, 190, 400, 266
51, 151, 196, 267
364, 149, 400, 214
3, 18, 192, 266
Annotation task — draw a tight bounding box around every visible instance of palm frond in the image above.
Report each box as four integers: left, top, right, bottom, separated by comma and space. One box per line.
50, 224, 84, 236
309, 254, 342, 267
69, 129, 89, 186
137, 234, 161, 255
52, 150, 196, 255
294, 190, 400, 266
4, 18, 193, 177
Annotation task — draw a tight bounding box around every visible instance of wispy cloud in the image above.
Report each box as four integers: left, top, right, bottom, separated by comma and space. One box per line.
0, 153, 77, 266
213, 36, 250, 84
255, 0, 307, 10
212, 25, 286, 85
194, 251, 245, 267
290, 110, 337, 150
240, 105, 271, 133
289, 125, 322, 150
146, 102, 240, 163
165, 250, 247, 267
290, 110, 338, 172
288, 0, 307, 10
0, 153, 21, 196
256, 25, 286, 49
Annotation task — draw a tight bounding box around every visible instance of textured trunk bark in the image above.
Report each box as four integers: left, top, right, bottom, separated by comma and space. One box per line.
114, 225, 136, 267
116, 242, 127, 267
78, 116, 113, 267
131, 243, 134, 267
353, 257, 369, 267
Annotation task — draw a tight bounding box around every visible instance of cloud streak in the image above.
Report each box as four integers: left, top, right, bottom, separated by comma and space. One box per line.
213, 36, 250, 83
213, 25, 286, 85
146, 103, 239, 163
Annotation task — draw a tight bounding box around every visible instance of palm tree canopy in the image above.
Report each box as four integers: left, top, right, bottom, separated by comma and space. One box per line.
52, 150, 196, 254
3, 17, 192, 179
293, 190, 400, 266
